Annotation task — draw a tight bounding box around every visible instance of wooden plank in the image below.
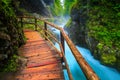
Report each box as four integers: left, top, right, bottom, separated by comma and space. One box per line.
22, 45, 50, 50
27, 54, 59, 60
16, 70, 64, 80
27, 58, 61, 68
28, 54, 59, 60
22, 50, 56, 57
24, 40, 46, 47
16, 30, 64, 80
20, 47, 51, 54
20, 63, 62, 74
28, 51, 59, 60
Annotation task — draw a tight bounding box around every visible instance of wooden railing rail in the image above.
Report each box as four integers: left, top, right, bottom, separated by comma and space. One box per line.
18, 16, 100, 80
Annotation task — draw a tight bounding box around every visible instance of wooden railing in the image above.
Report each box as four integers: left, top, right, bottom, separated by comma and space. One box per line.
18, 16, 100, 80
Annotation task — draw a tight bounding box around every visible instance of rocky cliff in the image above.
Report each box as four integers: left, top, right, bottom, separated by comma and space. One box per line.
18, 0, 54, 16
0, 0, 54, 71
0, 0, 25, 71
65, 0, 120, 71
65, 0, 92, 48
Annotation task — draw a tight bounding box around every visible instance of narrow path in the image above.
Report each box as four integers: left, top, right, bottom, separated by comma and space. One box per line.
16, 30, 64, 80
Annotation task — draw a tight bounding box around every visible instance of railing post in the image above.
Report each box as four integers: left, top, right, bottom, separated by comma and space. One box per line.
60, 32, 65, 54
44, 22, 47, 40
20, 17, 23, 28
35, 18, 37, 31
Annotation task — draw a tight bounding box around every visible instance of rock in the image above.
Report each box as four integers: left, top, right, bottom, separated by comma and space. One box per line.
65, 2, 90, 48
19, 0, 53, 16
64, 0, 98, 50
0, 0, 25, 69
64, 0, 120, 71
18, 57, 27, 68
0, 32, 11, 40
0, 54, 8, 60
44, 0, 54, 5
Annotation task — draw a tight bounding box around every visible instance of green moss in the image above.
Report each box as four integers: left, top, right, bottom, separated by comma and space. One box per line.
70, 0, 81, 10
23, 24, 35, 30
0, 54, 19, 72
50, 0, 77, 16
50, 0, 63, 16
101, 54, 116, 66
69, 0, 120, 70
97, 43, 104, 50
0, 0, 25, 72
65, 18, 72, 27
85, 0, 120, 68
64, 0, 77, 15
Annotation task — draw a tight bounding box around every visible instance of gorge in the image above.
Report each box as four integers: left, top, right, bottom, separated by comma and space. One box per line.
52, 0, 120, 80
0, 0, 120, 80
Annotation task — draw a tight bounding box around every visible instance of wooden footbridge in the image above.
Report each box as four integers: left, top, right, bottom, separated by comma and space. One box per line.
16, 16, 99, 80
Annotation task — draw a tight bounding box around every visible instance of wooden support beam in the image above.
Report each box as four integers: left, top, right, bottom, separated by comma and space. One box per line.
35, 18, 37, 31
60, 28, 99, 80
60, 32, 65, 54
44, 22, 47, 40
20, 17, 23, 28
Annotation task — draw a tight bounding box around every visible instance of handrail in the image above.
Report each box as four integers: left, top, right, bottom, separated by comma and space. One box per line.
17, 16, 100, 80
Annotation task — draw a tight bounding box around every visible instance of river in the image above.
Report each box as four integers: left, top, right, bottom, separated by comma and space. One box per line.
49, 22, 120, 80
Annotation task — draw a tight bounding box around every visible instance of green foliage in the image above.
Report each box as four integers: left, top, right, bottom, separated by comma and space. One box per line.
0, 0, 15, 18
70, 0, 120, 70
0, 0, 25, 72
51, 0, 63, 16
101, 54, 116, 66
65, 18, 72, 27
23, 24, 34, 30
50, 0, 76, 16
86, 0, 120, 69
97, 43, 104, 50
87, 1, 120, 48
0, 54, 19, 72
64, 0, 77, 15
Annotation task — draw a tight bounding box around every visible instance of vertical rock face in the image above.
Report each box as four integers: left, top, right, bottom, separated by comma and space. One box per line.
44, 0, 54, 5
65, 0, 120, 71
65, 0, 93, 48
0, 0, 25, 68
19, 0, 54, 16
0, 0, 54, 70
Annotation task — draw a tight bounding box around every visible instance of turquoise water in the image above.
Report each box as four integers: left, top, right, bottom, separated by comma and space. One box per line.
76, 46, 120, 80
52, 26, 120, 80
55, 42, 120, 80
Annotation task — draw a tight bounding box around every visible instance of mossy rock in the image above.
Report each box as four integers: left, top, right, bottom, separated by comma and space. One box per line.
0, 0, 25, 72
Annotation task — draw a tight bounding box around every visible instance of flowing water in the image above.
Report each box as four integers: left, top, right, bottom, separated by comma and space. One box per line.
50, 23, 120, 80
50, 1, 120, 79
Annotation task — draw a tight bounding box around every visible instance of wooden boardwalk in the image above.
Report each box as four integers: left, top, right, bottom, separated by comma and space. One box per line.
16, 30, 64, 80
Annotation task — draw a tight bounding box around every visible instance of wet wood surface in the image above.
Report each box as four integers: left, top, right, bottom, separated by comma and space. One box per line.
16, 30, 64, 80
